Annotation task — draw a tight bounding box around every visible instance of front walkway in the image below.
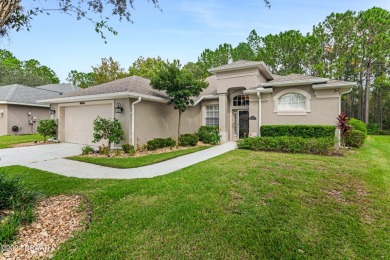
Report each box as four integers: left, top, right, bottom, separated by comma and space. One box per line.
0, 142, 237, 179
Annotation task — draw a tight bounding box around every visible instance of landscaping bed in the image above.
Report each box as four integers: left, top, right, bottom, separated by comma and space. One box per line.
68, 145, 211, 169
1, 195, 90, 259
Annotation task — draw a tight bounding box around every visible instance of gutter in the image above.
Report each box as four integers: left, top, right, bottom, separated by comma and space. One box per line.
37, 91, 169, 104
0, 101, 50, 108
257, 92, 262, 136
243, 88, 273, 94
193, 95, 219, 106
131, 97, 142, 146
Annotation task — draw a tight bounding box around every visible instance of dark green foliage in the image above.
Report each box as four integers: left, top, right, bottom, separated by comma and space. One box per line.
179, 134, 199, 146
93, 117, 124, 148
0, 173, 40, 244
377, 130, 390, 135
349, 118, 368, 136
37, 119, 57, 142
346, 130, 366, 148
367, 123, 379, 135
237, 136, 336, 155
81, 146, 95, 155
198, 126, 219, 144
260, 125, 335, 138
146, 137, 176, 151
122, 144, 135, 156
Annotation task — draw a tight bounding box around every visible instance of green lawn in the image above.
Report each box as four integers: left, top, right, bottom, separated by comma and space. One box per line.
68, 146, 210, 168
0, 134, 44, 149
1, 136, 389, 259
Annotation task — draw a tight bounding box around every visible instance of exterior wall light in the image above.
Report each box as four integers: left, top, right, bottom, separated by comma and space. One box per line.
115, 103, 123, 113
49, 106, 56, 115
0, 110, 3, 117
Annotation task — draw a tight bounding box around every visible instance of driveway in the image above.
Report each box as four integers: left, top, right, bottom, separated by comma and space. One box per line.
0, 142, 237, 179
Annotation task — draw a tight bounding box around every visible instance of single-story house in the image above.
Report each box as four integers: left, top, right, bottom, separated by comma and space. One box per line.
0, 84, 80, 136
39, 61, 355, 146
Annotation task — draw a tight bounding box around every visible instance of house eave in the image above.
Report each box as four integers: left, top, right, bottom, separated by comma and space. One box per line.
208, 62, 273, 80
0, 101, 50, 108
37, 91, 169, 104
312, 82, 356, 90
260, 78, 329, 88
243, 88, 273, 94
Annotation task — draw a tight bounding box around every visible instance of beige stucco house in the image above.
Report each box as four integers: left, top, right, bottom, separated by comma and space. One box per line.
39, 61, 355, 146
0, 84, 80, 136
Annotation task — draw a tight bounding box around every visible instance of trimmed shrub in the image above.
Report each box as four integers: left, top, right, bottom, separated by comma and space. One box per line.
179, 134, 199, 146
198, 126, 219, 144
260, 125, 335, 138
377, 130, 390, 135
367, 123, 379, 135
349, 118, 367, 136
345, 130, 365, 148
237, 136, 336, 155
81, 146, 95, 155
122, 144, 136, 155
146, 137, 176, 151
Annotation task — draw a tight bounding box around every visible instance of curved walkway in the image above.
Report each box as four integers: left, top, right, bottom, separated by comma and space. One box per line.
0, 142, 237, 179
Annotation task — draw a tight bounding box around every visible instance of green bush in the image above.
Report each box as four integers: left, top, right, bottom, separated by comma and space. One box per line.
198, 126, 219, 144
146, 137, 176, 151
122, 144, 136, 155
367, 123, 379, 135
345, 130, 365, 148
0, 173, 40, 244
237, 136, 336, 155
377, 130, 390, 135
81, 146, 95, 155
179, 134, 199, 146
349, 118, 367, 136
37, 119, 57, 142
260, 125, 335, 138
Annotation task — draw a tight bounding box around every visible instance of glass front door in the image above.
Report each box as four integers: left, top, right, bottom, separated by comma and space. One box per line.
238, 110, 249, 138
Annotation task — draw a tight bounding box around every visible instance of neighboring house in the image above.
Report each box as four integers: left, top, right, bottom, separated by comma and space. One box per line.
0, 84, 81, 136
39, 61, 355, 146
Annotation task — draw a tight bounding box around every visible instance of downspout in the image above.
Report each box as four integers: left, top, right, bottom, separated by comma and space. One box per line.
257, 92, 262, 136
338, 87, 353, 145
131, 97, 142, 146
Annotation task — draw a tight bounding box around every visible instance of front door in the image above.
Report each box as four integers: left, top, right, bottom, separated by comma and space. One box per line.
238, 110, 249, 138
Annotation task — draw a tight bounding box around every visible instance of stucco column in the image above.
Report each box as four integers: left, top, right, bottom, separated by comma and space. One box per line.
219, 93, 228, 143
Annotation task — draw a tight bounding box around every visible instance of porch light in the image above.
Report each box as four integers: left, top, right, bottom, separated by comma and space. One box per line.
49, 106, 56, 115
115, 103, 123, 113
0, 110, 3, 117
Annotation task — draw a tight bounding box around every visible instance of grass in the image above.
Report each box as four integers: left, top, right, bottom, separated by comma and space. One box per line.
0, 136, 389, 259
0, 134, 44, 149
68, 146, 211, 168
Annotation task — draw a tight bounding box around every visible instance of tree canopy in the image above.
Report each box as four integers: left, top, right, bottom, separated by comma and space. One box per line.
0, 49, 59, 86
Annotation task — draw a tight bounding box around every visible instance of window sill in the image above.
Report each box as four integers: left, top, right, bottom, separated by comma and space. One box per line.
273, 110, 310, 116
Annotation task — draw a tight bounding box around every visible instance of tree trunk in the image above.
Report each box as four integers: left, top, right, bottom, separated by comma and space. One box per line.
364, 62, 371, 124
177, 110, 182, 147
358, 70, 363, 120
379, 87, 383, 129
0, 0, 20, 27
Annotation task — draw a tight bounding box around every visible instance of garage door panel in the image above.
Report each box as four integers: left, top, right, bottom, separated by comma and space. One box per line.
64, 104, 112, 145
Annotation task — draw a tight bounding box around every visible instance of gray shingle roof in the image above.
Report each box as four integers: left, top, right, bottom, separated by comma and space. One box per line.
62, 76, 169, 99
0, 84, 79, 106
209, 60, 263, 72
268, 73, 328, 83
36, 84, 81, 94
0, 84, 62, 105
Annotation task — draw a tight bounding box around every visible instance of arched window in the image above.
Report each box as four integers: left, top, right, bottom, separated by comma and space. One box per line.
232, 94, 249, 107
272, 88, 311, 115
278, 93, 306, 110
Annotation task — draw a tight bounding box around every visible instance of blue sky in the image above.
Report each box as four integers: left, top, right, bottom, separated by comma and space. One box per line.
1, 0, 389, 82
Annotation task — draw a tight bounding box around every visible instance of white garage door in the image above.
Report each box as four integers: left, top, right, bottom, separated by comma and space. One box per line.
64, 104, 113, 145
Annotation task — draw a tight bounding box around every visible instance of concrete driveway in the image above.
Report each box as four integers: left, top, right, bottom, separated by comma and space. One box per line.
0, 142, 237, 179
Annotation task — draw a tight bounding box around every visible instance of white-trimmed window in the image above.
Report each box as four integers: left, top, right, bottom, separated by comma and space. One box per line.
205, 105, 219, 126
273, 88, 311, 115
232, 94, 249, 107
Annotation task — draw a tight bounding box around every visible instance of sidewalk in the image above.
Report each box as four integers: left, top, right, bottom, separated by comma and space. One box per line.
12, 142, 237, 179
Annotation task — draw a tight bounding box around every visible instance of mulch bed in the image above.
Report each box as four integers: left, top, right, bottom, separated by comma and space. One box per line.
1, 195, 91, 260
83, 142, 211, 158
11, 141, 57, 148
